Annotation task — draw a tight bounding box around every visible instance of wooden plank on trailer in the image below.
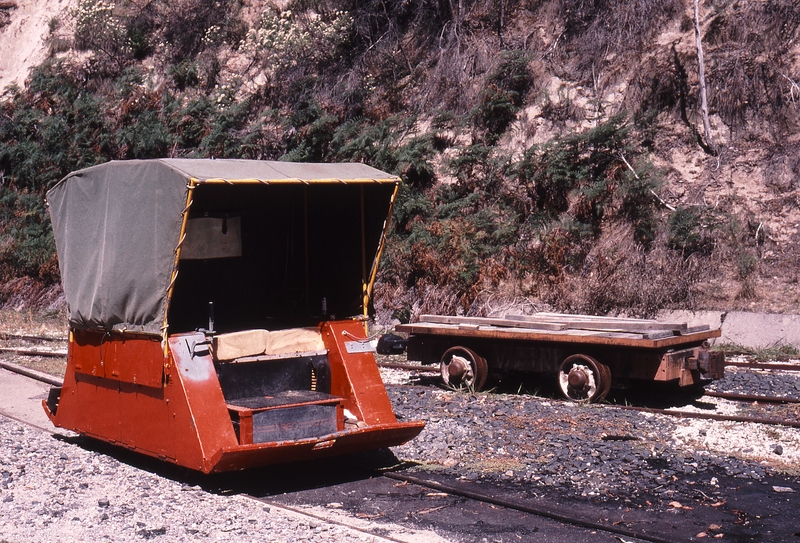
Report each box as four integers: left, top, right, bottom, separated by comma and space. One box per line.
395, 321, 721, 349
419, 314, 567, 331
515, 312, 657, 322
504, 313, 688, 333
642, 330, 678, 340
407, 322, 651, 341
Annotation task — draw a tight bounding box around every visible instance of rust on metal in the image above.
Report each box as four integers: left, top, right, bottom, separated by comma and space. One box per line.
397, 319, 720, 350
703, 391, 800, 404
376, 362, 439, 373
400, 312, 723, 400
724, 360, 800, 372
610, 404, 800, 429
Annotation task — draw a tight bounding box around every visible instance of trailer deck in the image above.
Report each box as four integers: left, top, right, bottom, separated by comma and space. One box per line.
396, 313, 724, 402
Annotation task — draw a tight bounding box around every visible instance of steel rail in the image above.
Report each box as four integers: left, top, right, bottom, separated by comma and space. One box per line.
0, 360, 64, 387
9, 348, 798, 428
384, 472, 679, 543
386, 383, 800, 428
241, 495, 410, 543
704, 390, 799, 404
724, 360, 800, 372
0, 347, 67, 358
608, 404, 800, 428
0, 332, 67, 342
377, 362, 439, 373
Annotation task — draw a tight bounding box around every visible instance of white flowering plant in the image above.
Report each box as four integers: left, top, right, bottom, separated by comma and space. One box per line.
73, 0, 128, 54
242, 7, 352, 71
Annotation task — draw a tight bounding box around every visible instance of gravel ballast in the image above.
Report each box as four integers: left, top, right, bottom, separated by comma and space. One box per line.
0, 417, 392, 543
1, 357, 798, 542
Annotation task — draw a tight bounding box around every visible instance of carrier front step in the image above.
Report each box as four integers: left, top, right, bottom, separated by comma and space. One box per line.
227, 390, 344, 444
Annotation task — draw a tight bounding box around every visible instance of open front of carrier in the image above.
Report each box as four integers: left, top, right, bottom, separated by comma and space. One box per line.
166, 181, 422, 465
169, 182, 393, 333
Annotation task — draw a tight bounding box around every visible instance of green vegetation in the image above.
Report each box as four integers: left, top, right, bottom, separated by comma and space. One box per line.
713, 342, 800, 362
1, 0, 798, 314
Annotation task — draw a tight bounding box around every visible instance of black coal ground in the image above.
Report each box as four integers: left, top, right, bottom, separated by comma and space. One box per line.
708, 363, 800, 397
375, 366, 800, 542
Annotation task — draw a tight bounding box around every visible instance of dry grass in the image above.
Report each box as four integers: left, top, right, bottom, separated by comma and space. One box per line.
703, 0, 800, 135
0, 307, 66, 337
541, 224, 701, 318
0, 308, 67, 378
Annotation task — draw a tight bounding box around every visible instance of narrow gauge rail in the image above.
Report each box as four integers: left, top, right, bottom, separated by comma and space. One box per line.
379, 360, 800, 408
383, 472, 676, 543
7, 343, 800, 374
2, 364, 675, 543
703, 390, 800, 404
260, 467, 696, 543
10, 345, 800, 374
0, 347, 67, 357
5, 345, 797, 411
0, 332, 67, 342
724, 360, 800, 371
6, 360, 799, 431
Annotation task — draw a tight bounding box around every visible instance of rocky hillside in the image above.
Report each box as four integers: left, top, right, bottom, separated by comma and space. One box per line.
0, 0, 798, 319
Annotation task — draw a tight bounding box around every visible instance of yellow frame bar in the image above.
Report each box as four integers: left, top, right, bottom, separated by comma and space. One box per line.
162, 178, 198, 353
363, 182, 400, 318
195, 177, 400, 185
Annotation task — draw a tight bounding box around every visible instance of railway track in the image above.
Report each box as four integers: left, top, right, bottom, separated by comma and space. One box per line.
3, 333, 798, 432
0, 362, 671, 543
3, 348, 800, 541
381, 472, 678, 543
2, 343, 798, 428
723, 360, 800, 371
6, 334, 800, 373
377, 362, 800, 429
8, 348, 798, 430
703, 390, 800, 404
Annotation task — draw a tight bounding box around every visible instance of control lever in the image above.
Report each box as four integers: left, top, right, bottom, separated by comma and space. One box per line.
208, 301, 215, 334
186, 337, 212, 359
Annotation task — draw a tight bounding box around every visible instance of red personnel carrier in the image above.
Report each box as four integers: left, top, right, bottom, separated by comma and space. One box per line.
43, 159, 424, 473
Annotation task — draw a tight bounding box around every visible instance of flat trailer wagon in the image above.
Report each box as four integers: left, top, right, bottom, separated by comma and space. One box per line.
396, 313, 725, 402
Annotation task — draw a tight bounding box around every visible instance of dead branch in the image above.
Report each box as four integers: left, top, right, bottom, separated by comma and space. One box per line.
779, 72, 800, 103
0, 1, 18, 8
619, 153, 676, 211
693, 0, 717, 155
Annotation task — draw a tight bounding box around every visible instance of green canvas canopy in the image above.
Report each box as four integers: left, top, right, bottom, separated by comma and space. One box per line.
47, 159, 400, 336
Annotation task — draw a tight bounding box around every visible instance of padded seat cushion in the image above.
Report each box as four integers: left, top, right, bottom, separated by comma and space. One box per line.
213, 329, 269, 361
213, 327, 326, 361
266, 327, 326, 355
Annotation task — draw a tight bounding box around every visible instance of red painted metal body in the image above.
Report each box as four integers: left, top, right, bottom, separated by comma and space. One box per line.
44, 321, 423, 473
43, 160, 425, 471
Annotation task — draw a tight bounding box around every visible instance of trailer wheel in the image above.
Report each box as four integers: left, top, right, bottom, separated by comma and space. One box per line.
557, 354, 612, 403
440, 347, 488, 392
